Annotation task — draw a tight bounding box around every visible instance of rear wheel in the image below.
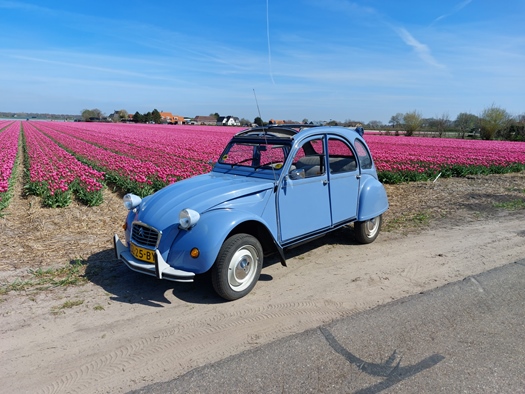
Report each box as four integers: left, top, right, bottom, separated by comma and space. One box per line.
211, 234, 263, 301
354, 215, 382, 244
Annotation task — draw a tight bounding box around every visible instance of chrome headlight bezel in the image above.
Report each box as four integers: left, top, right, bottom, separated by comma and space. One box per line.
179, 208, 200, 230
123, 193, 142, 210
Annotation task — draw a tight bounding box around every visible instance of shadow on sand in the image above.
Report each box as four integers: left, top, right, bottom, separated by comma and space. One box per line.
79, 226, 361, 307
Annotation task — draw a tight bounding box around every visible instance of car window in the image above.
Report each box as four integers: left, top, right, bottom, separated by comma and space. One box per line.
354, 139, 373, 169
327, 138, 357, 174
291, 137, 325, 178
258, 144, 287, 167
219, 142, 287, 168
220, 143, 254, 166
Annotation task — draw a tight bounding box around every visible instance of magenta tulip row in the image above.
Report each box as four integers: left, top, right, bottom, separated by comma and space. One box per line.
34, 122, 238, 184
0, 121, 20, 196
365, 135, 525, 173
23, 122, 105, 196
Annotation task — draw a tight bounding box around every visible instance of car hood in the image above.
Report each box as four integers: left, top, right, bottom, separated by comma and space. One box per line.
134, 172, 274, 230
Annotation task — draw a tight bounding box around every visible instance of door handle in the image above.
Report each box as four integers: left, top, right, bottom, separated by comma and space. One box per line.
323, 179, 329, 185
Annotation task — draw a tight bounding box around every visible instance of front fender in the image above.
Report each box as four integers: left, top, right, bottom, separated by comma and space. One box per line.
358, 175, 389, 221
167, 209, 273, 274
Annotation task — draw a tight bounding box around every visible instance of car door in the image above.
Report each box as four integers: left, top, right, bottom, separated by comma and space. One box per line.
327, 136, 360, 225
278, 136, 331, 243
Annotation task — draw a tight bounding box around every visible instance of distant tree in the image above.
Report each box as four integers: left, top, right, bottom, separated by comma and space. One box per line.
421, 117, 434, 131
496, 114, 525, 141
326, 120, 338, 126
92, 108, 103, 119
152, 109, 161, 124
479, 105, 512, 140
238, 118, 250, 126
144, 112, 152, 123
434, 112, 450, 138
210, 112, 220, 120
133, 111, 144, 123
403, 110, 423, 136
254, 117, 263, 127
81, 109, 92, 121
302, 118, 309, 124
367, 120, 382, 129
81, 108, 103, 121
389, 113, 404, 132
455, 112, 479, 139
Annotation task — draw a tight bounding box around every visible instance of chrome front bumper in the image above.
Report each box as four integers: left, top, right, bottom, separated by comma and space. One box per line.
113, 234, 195, 282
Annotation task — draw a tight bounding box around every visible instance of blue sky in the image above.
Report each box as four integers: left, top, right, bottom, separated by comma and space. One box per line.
0, 0, 523, 123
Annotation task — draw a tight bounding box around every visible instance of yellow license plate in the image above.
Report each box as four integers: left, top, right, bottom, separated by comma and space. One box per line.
130, 242, 156, 264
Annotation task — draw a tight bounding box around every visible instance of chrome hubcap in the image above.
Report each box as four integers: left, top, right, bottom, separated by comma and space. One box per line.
228, 245, 258, 292
364, 217, 380, 238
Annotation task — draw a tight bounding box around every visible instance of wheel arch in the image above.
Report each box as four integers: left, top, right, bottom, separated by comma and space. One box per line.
227, 220, 282, 260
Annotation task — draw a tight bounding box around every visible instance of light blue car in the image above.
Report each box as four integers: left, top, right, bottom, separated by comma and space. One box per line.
114, 125, 388, 300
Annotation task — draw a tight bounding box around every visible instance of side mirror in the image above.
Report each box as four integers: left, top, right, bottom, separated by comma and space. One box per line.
289, 168, 305, 180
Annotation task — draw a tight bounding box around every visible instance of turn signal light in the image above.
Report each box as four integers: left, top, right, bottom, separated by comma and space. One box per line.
190, 248, 200, 258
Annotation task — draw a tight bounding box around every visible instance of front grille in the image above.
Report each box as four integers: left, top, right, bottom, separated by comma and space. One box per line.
131, 223, 160, 248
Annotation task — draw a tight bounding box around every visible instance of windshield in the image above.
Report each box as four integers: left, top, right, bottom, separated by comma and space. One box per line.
219, 141, 290, 170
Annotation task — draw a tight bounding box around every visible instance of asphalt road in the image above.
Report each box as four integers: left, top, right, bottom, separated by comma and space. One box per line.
130, 260, 525, 393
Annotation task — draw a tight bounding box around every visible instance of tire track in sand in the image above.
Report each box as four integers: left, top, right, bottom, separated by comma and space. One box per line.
40, 300, 358, 394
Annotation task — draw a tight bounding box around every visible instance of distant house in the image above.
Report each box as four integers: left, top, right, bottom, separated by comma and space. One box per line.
217, 116, 240, 126
194, 115, 217, 125
160, 112, 184, 124
109, 110, 129, 122
109, 111, 120, 122
269, 119, 299, 125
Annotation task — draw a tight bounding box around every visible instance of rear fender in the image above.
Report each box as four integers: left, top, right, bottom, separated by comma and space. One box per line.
358, 175, 389, 221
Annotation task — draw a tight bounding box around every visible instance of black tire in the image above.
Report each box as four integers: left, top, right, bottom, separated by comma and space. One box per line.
354, 215, 382, 244
211, 233, 263, 301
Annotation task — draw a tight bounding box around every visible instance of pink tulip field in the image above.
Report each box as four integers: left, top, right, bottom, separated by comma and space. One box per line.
0, 121, 20, 210
0, 120, 524, 209
365, 134, 525, 183
22, 121, 106, 207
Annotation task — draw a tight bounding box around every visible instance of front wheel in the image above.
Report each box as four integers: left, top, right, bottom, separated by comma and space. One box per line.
211, 234, 263, 301
354, 215, 382, 244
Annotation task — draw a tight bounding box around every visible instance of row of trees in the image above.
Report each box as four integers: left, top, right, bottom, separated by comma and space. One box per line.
131, 109, 161, 124
81, 108, 163, 124
81, 105, 524, 141
384, 105, 524, 141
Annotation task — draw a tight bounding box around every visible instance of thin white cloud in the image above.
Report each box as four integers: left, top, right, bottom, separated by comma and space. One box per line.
394, 27, 445, 69
431, 0, 473, 25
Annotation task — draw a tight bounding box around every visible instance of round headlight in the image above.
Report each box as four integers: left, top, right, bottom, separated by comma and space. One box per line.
179, 209, 200, 230
123, 193, 142, 210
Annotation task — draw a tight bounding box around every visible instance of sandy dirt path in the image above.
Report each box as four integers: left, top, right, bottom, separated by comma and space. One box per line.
1, 210, 524, 394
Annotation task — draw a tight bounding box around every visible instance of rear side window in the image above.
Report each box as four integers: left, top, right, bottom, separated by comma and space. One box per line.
354, 140, 373, 169
327, 138, 357, 174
